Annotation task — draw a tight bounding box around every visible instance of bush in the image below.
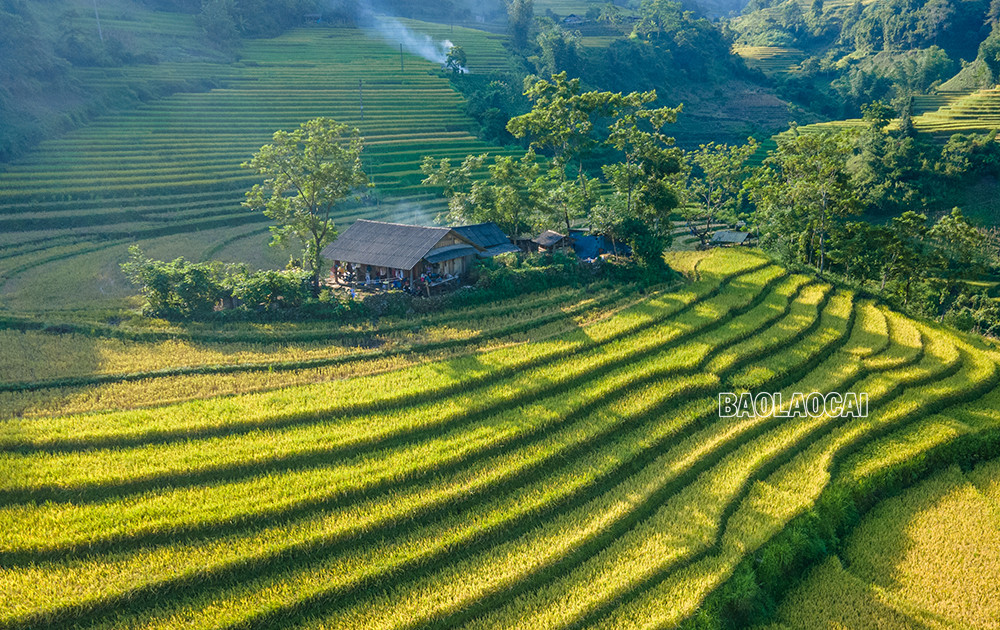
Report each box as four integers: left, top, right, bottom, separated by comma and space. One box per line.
229, 268, 312, 310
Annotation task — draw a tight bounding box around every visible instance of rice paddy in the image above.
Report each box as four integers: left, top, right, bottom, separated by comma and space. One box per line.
732, 46, 805, 75
0, 22, 518, 314
2, 248, 999, 629
765, 459, 1000, 629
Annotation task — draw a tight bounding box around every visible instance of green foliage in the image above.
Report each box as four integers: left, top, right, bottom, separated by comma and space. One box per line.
619, 215, 670, 270
122, 247, 319, 319
243, 117, 368, 294
506, 0, 534, 51
208, 0, 321, 38
198, 0, 239, 49
602, 93, 682, 237
445, 45, 468, 73
679, 139, 759, 248
533, 20, 582, 78
749, 129, 861, 272
938, 130, 1000, 177
228, 268, 312, 310
120, 246, 229, 319
421, 150, 545, 236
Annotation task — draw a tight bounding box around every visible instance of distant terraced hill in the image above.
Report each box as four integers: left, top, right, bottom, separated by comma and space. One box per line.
0, 22, 518, 315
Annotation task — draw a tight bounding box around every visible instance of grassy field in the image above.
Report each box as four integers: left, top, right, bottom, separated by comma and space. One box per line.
764, 459, 1000, 629
0, 21, 518, 316
1, 248, 998, 629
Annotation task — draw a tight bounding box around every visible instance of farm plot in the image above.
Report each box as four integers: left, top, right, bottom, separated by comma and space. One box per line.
1, 249, 998, 630
732, 46, 804, 75
766, 460, 1000, 629
910, 86, 1000, 140
0, 24, 518, 314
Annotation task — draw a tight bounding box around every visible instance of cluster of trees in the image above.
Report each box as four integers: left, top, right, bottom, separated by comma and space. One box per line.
121, 247, 313, 319
748, 117, 1000, 335
197, 0, 321, 48
434, 65, 1000, 334
450, 0, 756, 149
422, 72, 684, 269
241, 117, 369, 294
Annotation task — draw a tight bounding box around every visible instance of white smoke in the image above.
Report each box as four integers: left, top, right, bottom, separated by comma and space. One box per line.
368, 16, 458, 68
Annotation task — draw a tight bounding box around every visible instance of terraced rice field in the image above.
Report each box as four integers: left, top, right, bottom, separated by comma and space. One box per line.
2, 248, 999, 629
0, 22, 518, 314
782, 89, 980, 141
911, 87, 1000, 140
732, 46, 804, 75
766, 460, 1000, 629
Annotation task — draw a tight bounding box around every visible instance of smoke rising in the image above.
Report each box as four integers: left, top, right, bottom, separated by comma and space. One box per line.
368, 16, 455, 66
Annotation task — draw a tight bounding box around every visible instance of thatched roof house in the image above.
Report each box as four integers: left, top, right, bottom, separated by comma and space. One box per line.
453, 222, 520, 257
322, 220, 483, 279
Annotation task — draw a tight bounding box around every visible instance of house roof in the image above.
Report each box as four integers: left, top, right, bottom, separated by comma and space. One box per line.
533, 230, 570, 248
480, 243, 521, 257
322, 220, 465, 270
452, 222, 512, 250
423, 244, 479, 264
711, 230, 750, 244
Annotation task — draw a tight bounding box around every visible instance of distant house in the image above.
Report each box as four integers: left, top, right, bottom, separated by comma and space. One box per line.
710, 230, 752, 247
321, 220, 483, 284
452, 222, 520, 257
562, 14, 587, 25
533, 230, 574, 252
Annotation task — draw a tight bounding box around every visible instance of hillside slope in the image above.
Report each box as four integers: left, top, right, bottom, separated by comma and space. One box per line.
764, 461, 1000, 629
1, 249, 998, 629
0, 23, 518, 315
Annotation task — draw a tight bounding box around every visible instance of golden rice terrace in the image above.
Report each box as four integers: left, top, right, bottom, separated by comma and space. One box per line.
1, 249, 999, 629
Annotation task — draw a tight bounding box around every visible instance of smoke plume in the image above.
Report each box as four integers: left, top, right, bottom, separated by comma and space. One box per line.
368, 16, 455, 66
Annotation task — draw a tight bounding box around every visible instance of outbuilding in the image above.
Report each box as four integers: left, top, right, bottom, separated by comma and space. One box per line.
532, 230, 574, 252
710, 230, 752, 247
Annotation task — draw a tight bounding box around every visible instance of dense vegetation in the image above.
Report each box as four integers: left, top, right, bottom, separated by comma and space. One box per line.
729, 0, 997, 116
4, 4, 1000, 627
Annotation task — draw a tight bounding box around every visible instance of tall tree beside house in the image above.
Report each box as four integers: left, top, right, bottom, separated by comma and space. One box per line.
420, 150, 544, 237
602, 90, 682, 240
242, 117, 368, 294
506, 72, 620, 233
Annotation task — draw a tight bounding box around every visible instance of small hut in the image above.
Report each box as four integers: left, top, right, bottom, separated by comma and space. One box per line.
532, 230, 574, 252
710, 230, 752, 247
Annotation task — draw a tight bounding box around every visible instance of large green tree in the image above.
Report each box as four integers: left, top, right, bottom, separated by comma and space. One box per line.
505, 0, 534, 51
243, 117, 368, 294
420, 150, 544, 237
602, 91, 682, 239
749, 129, 861, 273
507, 72, 624, 232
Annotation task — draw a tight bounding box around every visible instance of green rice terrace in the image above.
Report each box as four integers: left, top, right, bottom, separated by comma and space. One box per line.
0, 21, 517, 315
2, 248, 1000, 628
